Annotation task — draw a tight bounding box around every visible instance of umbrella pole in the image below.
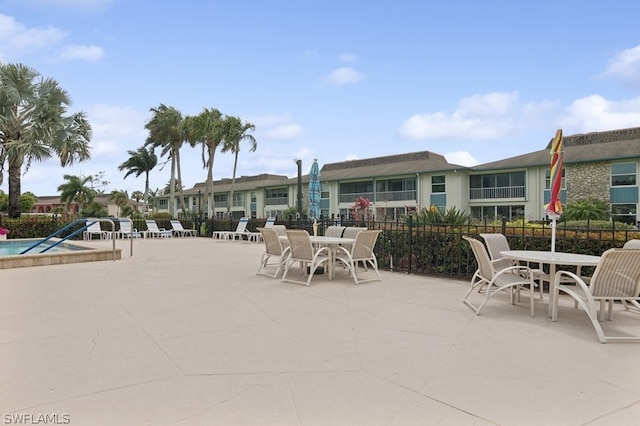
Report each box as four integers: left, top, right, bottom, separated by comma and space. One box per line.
550, 218, 557, 253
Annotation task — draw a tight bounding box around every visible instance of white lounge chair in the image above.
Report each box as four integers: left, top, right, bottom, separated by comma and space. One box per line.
116, 219, 140, 238
213, 217, 250, 240
83, 219, 107, 240
143, 220, 173, 238
257, 227, 290, 278
555, 248, 640, 343
281, 229, 330, 286
334, 230, 382, 284
623, 239, 640, 249
463, 236, 536, 316
170, 220, 196, 237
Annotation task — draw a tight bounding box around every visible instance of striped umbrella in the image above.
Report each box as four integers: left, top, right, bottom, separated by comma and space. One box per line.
545, 129, 563, 252
307, 159, 321, 222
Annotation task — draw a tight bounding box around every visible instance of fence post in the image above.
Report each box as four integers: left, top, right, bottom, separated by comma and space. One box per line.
501, 216, 507, 234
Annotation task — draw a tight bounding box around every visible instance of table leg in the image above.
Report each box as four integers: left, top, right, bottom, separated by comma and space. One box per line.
550, 263, 558, 320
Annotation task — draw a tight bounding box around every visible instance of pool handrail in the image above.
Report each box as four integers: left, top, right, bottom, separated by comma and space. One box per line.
19, 218, 119, 260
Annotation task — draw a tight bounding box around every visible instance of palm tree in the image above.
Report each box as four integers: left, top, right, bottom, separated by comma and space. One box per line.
109, 189, 129, 217
131, 190, 144, 212
221, 116, 257, 217
57, 174, 95, 214
184, 108, 225, 218
118, 146, 157, 215
144, 104, 187, 218
0, 63, 92, 217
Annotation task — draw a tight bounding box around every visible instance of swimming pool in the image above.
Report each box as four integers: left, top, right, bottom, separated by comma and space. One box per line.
0, 238, 121, 269
0, 240, 86, 256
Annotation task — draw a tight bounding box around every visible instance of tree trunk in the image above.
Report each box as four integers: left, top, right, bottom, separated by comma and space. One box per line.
8, 157, 23, 218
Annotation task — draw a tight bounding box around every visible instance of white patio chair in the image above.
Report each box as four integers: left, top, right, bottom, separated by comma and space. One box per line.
463, 236, 536, 316
334, 230, 381, 284
281, 229, 330, 286
555, 248, 640, 343
257, 227, 290, 278
212, 217, 249, 240
170, 220, 196, 237
325, 225, 345, 237
116, 219, 140, 238
83, 219, 107, 240
143, 220, 173, 238
623, 239, 640, 249
480, 233, 545, 299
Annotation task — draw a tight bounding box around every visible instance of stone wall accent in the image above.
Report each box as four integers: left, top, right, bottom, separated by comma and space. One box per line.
566, 162, 610, 202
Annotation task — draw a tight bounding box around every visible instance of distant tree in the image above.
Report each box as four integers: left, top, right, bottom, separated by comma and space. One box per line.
109, 189, 129, 217
131, 190, 144, 212
0, 63, 91, 217
19, 191, 37, 212
118, 146, 157, 214
57, 174, 95, 213
184, 108, 225, 218
81, 200, 108, 218
88, 171, 110, 191
221, 116, 256, 216
144, 104, 187, 218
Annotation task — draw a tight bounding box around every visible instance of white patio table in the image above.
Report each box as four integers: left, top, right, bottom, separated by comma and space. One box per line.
280, 235, 355, 280
500, 250, 601, 321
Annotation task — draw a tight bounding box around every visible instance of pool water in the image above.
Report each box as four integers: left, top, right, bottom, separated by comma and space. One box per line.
0, 240, 86, 255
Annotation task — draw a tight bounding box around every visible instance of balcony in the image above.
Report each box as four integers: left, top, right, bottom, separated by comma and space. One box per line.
469, 186, 525, 200
375, 190, 417, 202
339, 192, 374, 203
265, 197, 289, 206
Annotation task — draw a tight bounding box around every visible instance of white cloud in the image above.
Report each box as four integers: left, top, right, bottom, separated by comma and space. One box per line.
600, 44, 640, 88
324, 67, 363, 86
249, 113, 304, 140
60, 44, 104, 61
444, 151, 479, 167
0, 14, 66, 56
85, 104, 148, 158
398, 91, 558, 141
561, 95, 640, 132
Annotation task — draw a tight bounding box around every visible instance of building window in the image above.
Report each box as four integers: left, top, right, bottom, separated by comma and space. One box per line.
431, 175, 445, 193
611, 163, 637, 186
265, 188, 288, 205
611, 203, 637, 224
470, 205, 525, 221
469, 171, 525, 199
158, 199, 167, 208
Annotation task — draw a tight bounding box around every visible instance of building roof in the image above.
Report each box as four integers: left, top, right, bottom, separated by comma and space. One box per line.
184, 174, 290, 194
319, 151, 464, 181
473, 127, 640, 171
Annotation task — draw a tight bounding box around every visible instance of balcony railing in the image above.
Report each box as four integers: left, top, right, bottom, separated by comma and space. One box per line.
265, 197, 289, 206
339, 192, 374, 203
469, 186, 525, 200
375, 190, 417, 202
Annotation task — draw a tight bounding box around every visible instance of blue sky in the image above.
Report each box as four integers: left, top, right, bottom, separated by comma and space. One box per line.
2, 0, 640, 197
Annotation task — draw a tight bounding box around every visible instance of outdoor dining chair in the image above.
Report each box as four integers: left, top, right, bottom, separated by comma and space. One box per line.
554, 248, 640, 343
463, 236, 536, 316
281, 229, 330, 286
623, 239, 640, 249
334, 230, 381, 284
256, 227, 290, 278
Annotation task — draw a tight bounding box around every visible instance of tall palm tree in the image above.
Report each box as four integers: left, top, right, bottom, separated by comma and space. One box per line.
0, 63, 92, 217
118, 146, 157, 215
57, 174, 95, 214
131, 190, 144, 212
184, 108, 225, 218
144, 104, 187, 218
221, 116, 257, 217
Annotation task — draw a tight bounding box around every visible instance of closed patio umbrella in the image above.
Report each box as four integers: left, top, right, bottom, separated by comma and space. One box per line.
545, 129, 563, 253
307, 159, 321, 234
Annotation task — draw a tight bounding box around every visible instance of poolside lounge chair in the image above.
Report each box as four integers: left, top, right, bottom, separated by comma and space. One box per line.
463, 236, 536, 316
115, 219, 140, 238
83, 219, 107, 240
143, 220, 173, 238
257, 227, 290, 278
170, 220, 196, 237
213, 217, 250, 240
281, 229, 330, 286
334, 230, 382, 284
555, 248, 640, 343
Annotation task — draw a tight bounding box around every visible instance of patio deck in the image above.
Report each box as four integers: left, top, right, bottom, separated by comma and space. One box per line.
1, 237, 639, 425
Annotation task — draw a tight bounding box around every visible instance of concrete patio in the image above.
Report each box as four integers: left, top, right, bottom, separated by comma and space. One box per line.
1, 237, 639, 425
